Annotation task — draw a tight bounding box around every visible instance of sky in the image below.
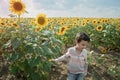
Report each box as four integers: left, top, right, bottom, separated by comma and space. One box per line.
0, 0, 120, 18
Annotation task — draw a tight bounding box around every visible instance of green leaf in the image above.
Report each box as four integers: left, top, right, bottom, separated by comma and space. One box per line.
3, 40, 11, 48
10, 65, 19, 75
31, 72, 40, 80
10, 53, 19, 62
11, 38, 21, 49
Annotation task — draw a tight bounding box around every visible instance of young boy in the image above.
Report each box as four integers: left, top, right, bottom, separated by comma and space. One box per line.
51, 32, 90, 80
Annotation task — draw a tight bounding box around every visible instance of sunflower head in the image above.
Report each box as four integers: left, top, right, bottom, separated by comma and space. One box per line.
0, 29, 4, 33
116, 25, 120, 29
92, 19, 97, 23
57, 26, 68, 35
35, 13, 48, 28
35, 27, 42, 32
81, 21, 86, 27
101, 48, 107, 54
9, 0, 26, 15
0, 22, 6, 27
96, 25, 103, 31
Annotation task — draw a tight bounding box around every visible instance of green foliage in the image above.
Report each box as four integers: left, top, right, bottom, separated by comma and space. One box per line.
0, 21, 62, 79
58, 20, 120, 51
1, 17, 120, 80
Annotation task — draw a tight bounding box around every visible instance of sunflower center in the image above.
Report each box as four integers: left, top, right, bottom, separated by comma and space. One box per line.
13, 23, 17, 26
82, 23, 85, 26
98, 26, 102, 29
13, 2, 23, 11
118, 26, 120, 29
38, 17, 45, 25
61, 27, 65, 32
93, 21, 96, 23
1, 23, 5, 25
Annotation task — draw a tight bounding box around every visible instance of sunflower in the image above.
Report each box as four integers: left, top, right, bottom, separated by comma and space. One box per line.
49, 26, 54, 30
81, 21, 86, 27
73, 21, 78, 26
92, 19, 97, 25
98, 46, 107, 54
57, 27, 68, 35
25, 53, 32, 60
35, 27, 42, 32
0, 29, 4, 33
19, 57, 25, 62
12, 23, 19, 28
0, 22, 6, 27
96, 25, 103, 31
116, 25, 120, 29
35, 13, 48, 28
9, 0, 26, 15
101, 48, 107, 54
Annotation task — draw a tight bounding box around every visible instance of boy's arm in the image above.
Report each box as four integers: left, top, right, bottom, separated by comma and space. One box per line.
84, 62, 88, 76
84, 50, 88, 76
54, 52, 70, 62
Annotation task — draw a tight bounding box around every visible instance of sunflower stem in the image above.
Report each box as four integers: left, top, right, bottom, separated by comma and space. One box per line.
18, 15, 20, 23
18, 14, 23, 49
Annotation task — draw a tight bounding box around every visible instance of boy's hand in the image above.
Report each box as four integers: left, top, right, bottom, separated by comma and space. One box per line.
84, 72, 87, 76
48, 59, 55, 62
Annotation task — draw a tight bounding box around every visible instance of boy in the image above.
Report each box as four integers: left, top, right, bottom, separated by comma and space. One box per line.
51, 32, 90, 80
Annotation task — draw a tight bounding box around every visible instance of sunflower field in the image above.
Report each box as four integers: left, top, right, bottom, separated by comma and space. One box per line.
0, 0, 120, 80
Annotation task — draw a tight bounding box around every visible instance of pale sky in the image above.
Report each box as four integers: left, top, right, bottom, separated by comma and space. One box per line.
0, 0, 120, 18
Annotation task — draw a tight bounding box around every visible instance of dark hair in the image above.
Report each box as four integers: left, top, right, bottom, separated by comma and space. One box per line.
75, 32, 90, 43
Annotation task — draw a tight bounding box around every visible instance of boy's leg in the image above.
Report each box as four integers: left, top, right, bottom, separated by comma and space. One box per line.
67, 72, 77, 80
77, 73, 85, 80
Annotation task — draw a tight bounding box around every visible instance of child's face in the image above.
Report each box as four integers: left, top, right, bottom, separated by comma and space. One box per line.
76, 40, 89, 51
